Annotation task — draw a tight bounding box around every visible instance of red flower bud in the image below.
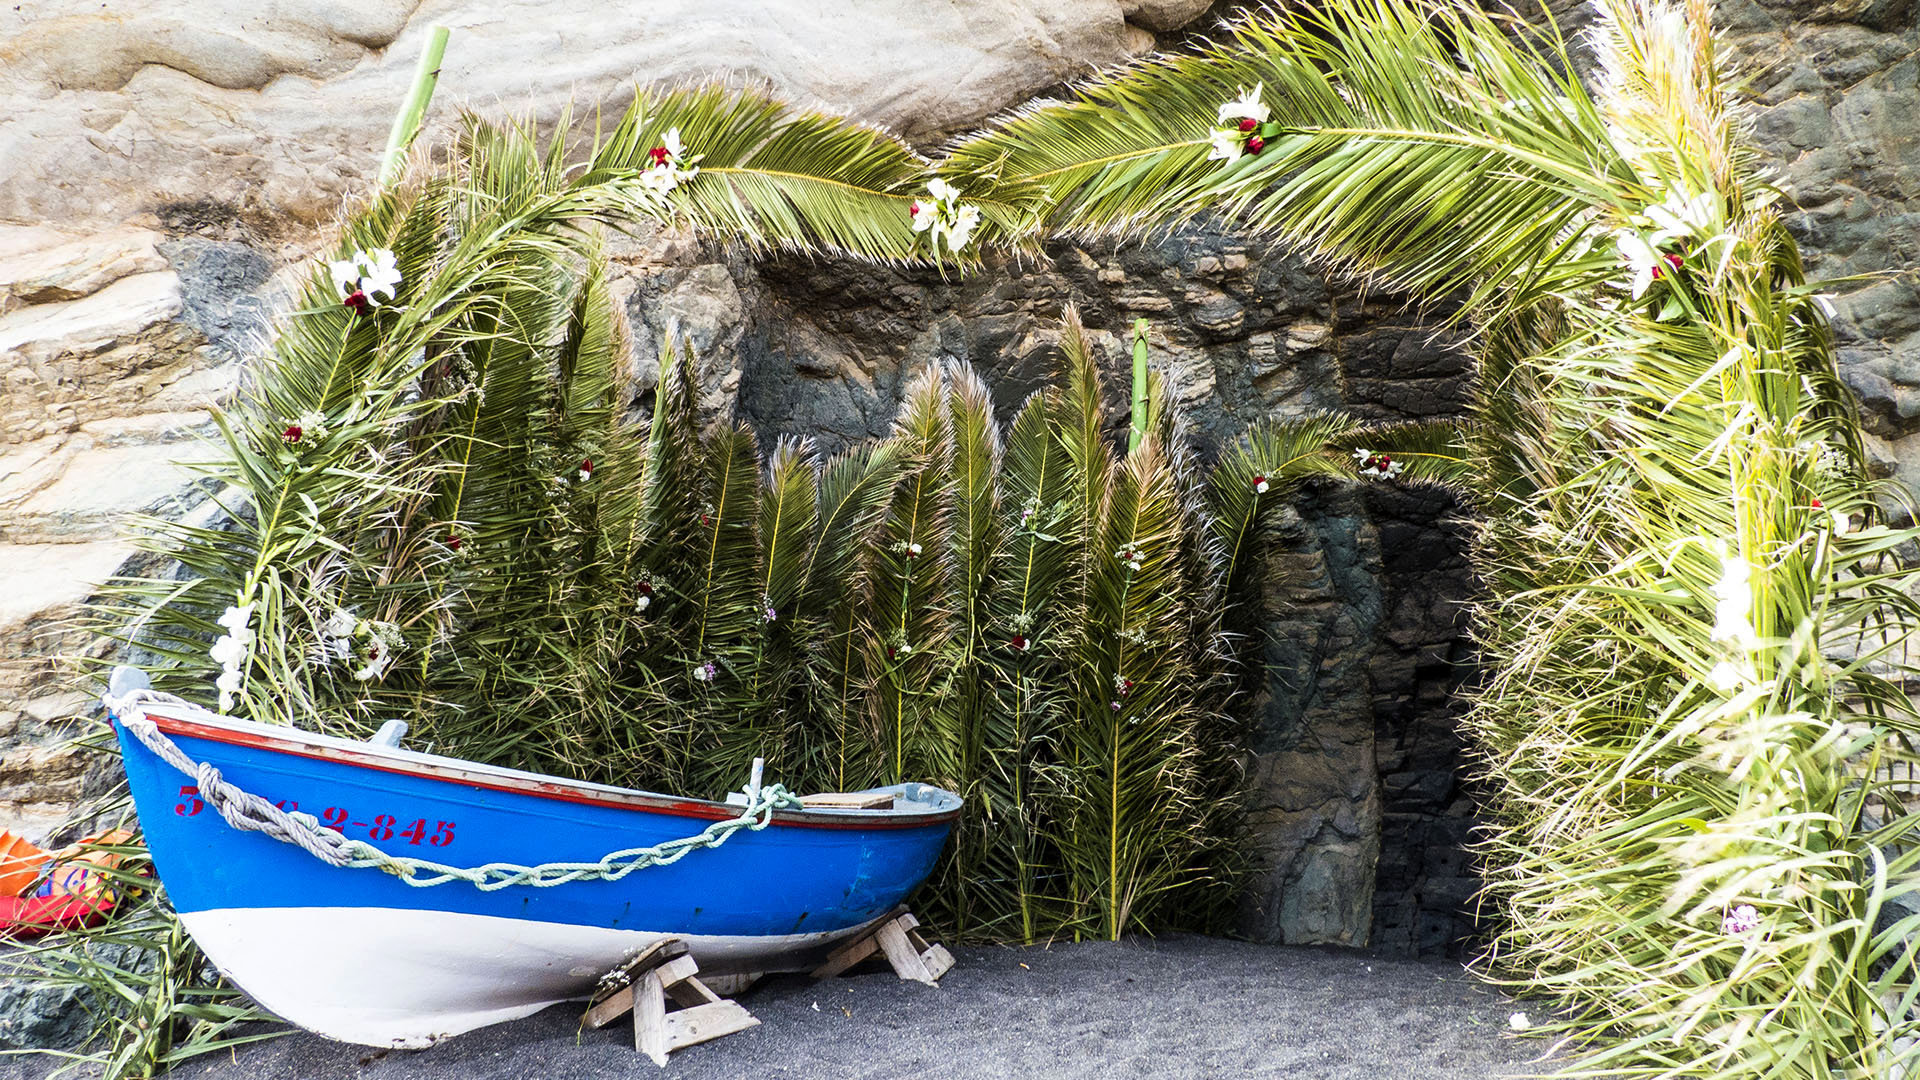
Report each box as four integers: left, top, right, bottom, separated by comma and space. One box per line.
446, 533, 461, 551
1810, 498, 1823, 509
1239, 117, 1257, 132
887, 646, 898, 659
343, 289, 370, 315
638, 581, 653, 595
909, 203, 920, 216
648, 146, 671, 167
1245, 136, 1265, 154
580, 459, 592, 474
282, 425, 302, 443
1665, 253, 1684, 270
1010, 635, 1027, 650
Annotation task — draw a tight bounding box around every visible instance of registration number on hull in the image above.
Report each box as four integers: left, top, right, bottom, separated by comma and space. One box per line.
173, 785, 456, 848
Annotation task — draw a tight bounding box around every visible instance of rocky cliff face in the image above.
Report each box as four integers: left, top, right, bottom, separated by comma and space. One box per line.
1, 0, 1911, 955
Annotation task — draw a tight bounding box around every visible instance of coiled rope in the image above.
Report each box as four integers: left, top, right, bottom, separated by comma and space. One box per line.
104, 689, 801, 890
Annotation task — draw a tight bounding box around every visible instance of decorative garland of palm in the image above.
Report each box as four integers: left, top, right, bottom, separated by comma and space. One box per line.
933, 0, 1920, 1074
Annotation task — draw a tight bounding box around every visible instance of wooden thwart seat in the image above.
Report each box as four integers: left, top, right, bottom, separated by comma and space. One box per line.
584, 938, 759, 1066
809, 905, 954, 985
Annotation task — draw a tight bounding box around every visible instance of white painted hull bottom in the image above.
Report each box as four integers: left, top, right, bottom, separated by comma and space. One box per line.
180, 907, 877, 1048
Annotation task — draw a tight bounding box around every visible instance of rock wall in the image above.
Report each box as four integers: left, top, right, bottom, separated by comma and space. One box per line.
3, 0, 1914, 957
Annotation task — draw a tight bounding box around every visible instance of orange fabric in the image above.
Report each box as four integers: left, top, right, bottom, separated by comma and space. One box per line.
0, 831, 50, 898
41, 829, 137, 902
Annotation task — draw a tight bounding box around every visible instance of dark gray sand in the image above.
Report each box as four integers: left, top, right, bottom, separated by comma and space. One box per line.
6, 937, 1558, 1080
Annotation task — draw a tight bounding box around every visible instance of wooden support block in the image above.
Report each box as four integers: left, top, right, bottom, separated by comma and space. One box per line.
800, 791, 896, 809
812, 907, 953, 985
701, 972, 762, 997
583, 937, 762, 1066
633, 970, 669, 1066
664, 1000, 760, 1049
810, 930, 882, 979
876, 919, 937, 984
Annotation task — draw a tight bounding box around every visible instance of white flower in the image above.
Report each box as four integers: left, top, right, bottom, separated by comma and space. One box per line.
357, 248, 402, 302
1616, 230, 1665, 299
218, 604, 254, 637
1352, 448, 1373, 464
692, 660, 717, 682
1253, 475, 1270, 494
1709, 659, 1746, 692
351, 621, 403, 682
941, 203, 983, 254
635, 594, 651, 613
321, 608, 358, 639
906, 542, 923, 558
330, 248, 401, 307
1508, 1011, 1530, 1031
1709, 553, 1759, 651
1644, 186, 1715, 243
639, 128, 700, 194
910, 180, 983, 254
209, 633, 247, 668
215, 667, 244, 712
1216, 83, 1269, 125
1206, 127, 1245, 162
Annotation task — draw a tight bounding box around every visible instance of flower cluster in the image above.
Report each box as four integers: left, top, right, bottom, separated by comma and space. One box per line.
1115, 545, 1145, 572
328, 248, 401, 315
577, 458, 593, 483
886, 638, 913, 661
210, 603, 254, 711
1614, 186, 1717, 299
910, 179, 983, 254
691, 660, 718, 683
352, 621, 405, 683
1353, 449, 1402, 479
1207, 85, 1271, 162
1252, 473, 1270, 494
635, 580, 656, 613
762, 593, 778, 623
638, 128, 700, 195
281, 410, 328, 446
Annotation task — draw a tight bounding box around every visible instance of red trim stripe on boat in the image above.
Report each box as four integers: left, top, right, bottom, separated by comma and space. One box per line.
143, 711, 961, 832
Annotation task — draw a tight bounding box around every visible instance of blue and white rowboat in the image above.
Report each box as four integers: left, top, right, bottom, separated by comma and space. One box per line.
107, 688, 960, 1049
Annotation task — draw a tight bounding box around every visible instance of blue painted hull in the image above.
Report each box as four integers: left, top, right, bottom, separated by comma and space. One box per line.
111, 705, 959, 1046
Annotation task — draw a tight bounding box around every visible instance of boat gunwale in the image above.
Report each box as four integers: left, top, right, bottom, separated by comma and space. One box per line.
127, 709, 963, 832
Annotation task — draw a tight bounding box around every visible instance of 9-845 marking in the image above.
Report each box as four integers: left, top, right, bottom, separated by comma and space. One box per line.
173, 785, 456, 847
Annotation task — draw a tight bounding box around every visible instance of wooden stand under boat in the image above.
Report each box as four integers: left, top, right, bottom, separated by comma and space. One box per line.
810, 905, 954, 985
584, 938, 759, 1066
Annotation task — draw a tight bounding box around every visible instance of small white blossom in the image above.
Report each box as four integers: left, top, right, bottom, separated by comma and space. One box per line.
635, 594, 652, 613
1253, 474, 1270, 494
321, 608, 358, 639
1216, 83, 1270, 126
691, 660, 717, 682
909, 180, 983, 254
1206, 128, 1246, 162
906, 542, 923, 558
211, 603, 255, 711
1709, 553, 1760, 651
1508, 1012, 1530, 1031
296, 410, 329, 442
1643, 186, 1716, 243
328, 248, 402, 308
638, 128, 700, 194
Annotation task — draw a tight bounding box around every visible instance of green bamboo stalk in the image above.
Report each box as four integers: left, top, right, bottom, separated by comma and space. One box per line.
377, 26, 452, 187
1128, 318, 1150, 454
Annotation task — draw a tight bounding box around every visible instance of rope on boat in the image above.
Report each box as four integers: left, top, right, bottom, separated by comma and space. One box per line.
104, 689, 802, 890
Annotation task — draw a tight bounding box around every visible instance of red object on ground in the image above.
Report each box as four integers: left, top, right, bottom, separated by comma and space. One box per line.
0, 893, 114, 938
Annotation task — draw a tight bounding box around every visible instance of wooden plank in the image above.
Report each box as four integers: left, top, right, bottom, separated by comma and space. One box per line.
589, 938, 687, 1005
876, 919, 937, 984
633, 971, 670, 1066
701, 972, 761, 997
583, 984, 635, 1030
919, 942, 955, 981
810, 932, 881, 978
800, 792, 895, 809
664, 1000, 760, 1050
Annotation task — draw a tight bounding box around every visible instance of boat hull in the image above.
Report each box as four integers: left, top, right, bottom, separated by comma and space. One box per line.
113, 708, 959, 1048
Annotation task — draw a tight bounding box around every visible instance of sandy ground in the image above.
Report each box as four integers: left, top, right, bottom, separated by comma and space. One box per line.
4, 937, 1558, 1080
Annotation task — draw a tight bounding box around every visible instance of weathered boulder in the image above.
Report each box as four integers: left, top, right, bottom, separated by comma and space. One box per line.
0, 0, 1183, 231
